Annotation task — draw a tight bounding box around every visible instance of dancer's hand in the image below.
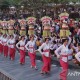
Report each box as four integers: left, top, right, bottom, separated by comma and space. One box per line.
57, 55, 60, 59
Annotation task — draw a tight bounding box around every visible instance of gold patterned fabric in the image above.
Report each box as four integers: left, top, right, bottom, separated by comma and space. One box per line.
28, 30, 34, 36
8, 30, 14, 35
2, 29, 8, 34
20, 30, 26, 36
60, 29, 70, 38
43, 30, 50, 38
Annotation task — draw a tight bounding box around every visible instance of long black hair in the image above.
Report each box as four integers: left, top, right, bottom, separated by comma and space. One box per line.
44, 37, 50, 42
68, 43, 72, 49
62, 38, 68, 44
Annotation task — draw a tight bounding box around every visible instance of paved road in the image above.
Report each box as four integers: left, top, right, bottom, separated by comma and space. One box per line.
0, 51, 80, 80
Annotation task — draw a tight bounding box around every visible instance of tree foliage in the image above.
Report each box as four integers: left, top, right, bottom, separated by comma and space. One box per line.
0, 0, 80, 9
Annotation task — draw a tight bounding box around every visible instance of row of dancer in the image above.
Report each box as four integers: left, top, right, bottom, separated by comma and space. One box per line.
0, 33, 80, 80
0, 33, 15, 60
15, 36, 80, 80
0, 33, 51, 72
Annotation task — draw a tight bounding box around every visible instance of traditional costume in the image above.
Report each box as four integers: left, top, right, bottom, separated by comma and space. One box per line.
16, 38, 26, 64
38, 41, 51, 73
55, 36, 71, 80
25, 35, 37, 69
75, 52, 80, 62
7, 36, 16, 60
55, 44, 69, 80
0, 33, 3, 54
2, 34, 8, 57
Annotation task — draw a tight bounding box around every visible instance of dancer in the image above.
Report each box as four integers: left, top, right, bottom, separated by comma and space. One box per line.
7, 35, 16, 60
0, 33, 3, 54
16, 36, 26, 65
38, 37, 51, 74
25, 35, 37, 69
75, 51, 80, 62
55, 38, 70, 80
2, 34, 8, 57
74, 43, 80, 65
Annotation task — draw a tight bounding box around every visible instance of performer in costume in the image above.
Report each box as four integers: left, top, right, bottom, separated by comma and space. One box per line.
2, 34, 8, 57
38, 37, 52, 74
75, 51, 80, 62
55, 37, 71, 80
25, 35, 38, 69
73, 43, 80, 65
7, 35, 16, 60
0, 33, 3, 54
75, 43, 80, 62
16, 36, 26, 65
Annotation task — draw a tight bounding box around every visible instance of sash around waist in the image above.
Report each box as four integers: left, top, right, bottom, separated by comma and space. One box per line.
43, 49, 50, 52
61, 54, 72, 57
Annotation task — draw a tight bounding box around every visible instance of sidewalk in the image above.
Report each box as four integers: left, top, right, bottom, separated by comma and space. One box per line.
0, 51, 61, 80
0, 51, 79, 80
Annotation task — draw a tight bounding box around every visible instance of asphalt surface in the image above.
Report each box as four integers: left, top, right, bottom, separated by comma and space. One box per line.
0, 51, 79, 80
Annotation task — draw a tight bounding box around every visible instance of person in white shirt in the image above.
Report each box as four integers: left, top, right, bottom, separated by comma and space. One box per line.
72, 43, 78, 53
2, 34, 8, 57
7, 35, 16, 61
38, 37, 51, 74
68, 44, 73, 61
16, 36, 26, 65
25, 35, 37, 70
55, 38, 70, 80
50, 41, 58, 51
0, 33, 3, 54
50, 41, 58, 56
74, 43, 80, 65
72, 42, 80, 62
75, 52, 80, 63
